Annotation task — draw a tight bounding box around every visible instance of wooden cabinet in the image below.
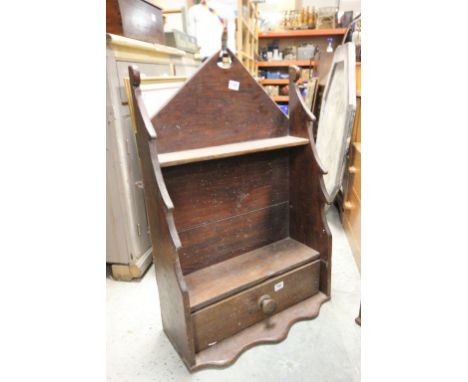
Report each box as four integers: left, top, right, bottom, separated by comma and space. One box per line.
106, 0, 165, 45
106, 33, 200, 280
128, 52, 332, 370
341, 62, 361, 270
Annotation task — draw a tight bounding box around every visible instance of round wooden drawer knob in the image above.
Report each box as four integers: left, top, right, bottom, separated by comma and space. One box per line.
258, 295, 277, 315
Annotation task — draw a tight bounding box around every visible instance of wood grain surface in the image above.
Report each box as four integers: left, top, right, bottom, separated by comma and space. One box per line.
192, 292, 329, 371
151, 51, 289, 153
163, 150, 289, 232
192, 261, 320, 351
158, 136, 308, 167
186, 238, 320, 311
106, 0, 165, 44
178, 203, 289, 275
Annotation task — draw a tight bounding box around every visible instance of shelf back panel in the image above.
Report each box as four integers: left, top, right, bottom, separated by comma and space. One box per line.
179, 202, 289, 275
163, 151, 290, 275
151, 51, 289, 153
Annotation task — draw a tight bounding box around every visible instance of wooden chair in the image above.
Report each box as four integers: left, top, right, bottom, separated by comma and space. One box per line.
128, 51, 332, 371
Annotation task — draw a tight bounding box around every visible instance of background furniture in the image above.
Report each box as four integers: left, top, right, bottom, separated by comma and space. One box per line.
128, 51, 332, 370
257, 28, 346, 105
341, 61, 361, 270
106, 33, 200, 280
106, 0, 166, 44
236, 0, 259, 76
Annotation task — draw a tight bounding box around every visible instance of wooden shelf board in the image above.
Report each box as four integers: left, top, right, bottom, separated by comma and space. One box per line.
260, 79, 289, 85
259, 28, 347, 39
186, 237, 320, 312
273, 96, 289, 102
257, 60, 316, 68
260, 79, 305, 85
158, 136, 308, 167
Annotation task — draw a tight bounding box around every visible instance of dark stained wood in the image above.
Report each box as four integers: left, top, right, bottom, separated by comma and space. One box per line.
288, 66, 333, 296
163, 150, 289, 231
158, 136, 309, 167
151, 51, 289, 153
128, 58, 332, 371
128, 66, 195, 366
192, 292, 329, 371
193, 261, 320, 351
107, 0, 165, 45
186, 238, 320, 311
179, 202, 289, 274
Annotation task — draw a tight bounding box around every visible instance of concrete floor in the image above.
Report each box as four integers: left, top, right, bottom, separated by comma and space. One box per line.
106, 207, 361, 382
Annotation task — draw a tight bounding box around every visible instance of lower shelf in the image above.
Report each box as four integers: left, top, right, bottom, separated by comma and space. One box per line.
185, 237, 320, 312
190, 291, 330, 371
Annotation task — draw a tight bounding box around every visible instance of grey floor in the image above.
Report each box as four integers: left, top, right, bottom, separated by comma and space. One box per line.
106, 207, 361, 382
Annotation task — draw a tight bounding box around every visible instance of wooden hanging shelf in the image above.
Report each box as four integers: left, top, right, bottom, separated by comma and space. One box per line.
158, 136, 308, 167
259, 28, 346, 39
128, 54, 332, 371
257, 60, 316, 68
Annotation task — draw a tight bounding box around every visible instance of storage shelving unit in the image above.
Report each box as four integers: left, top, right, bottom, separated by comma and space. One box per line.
257, 28, 346, 104
257, 59, 316, 68
236, 0, 259, 75
259, 28, 346, 39
128, 52, 332, 371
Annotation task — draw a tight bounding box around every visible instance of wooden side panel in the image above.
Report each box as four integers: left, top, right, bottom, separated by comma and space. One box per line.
163, 151, 289, 231
128, 66, 195, 366
287, 67, 333, 296
151, 52, 289, 153
179, 203, 289, 275
193, 261, 320, 352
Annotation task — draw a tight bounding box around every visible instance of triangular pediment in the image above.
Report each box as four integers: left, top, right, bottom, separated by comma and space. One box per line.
150, 50, 289, 153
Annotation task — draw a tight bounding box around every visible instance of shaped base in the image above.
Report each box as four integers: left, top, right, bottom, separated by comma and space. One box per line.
188, 292, 330, 371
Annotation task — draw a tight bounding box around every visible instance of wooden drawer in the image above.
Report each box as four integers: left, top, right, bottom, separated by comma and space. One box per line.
192, 260, 320, 351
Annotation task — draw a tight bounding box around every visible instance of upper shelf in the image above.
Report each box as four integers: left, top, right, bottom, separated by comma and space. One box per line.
257, 60, 316, 68
158, 136, 309, 168
259, 28, 347, 39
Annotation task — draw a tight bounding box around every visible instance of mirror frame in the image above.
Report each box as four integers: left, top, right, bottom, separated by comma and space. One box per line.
316, 42, 356, 202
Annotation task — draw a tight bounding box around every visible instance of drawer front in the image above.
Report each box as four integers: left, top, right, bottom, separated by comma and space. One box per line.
192, 260, 320, 352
